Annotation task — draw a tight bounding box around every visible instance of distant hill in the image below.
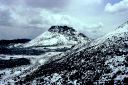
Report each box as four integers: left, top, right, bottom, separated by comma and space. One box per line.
0, 39, 31, 46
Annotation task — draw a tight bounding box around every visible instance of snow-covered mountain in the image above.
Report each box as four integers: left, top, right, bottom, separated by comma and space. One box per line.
1, 22, 128, 85
24, 26, 89, 49
0, 25, 90, 85
13, 21, 128, 85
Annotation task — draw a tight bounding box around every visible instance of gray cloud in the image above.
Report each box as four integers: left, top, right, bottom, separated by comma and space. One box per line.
0, 0, 16, 5
25, 0, 70, 10
0, 25, 44, 39
0, 9, 11, 26
105, 0, 128, 13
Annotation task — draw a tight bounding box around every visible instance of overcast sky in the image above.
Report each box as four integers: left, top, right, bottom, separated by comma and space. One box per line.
0, 0, 128, 39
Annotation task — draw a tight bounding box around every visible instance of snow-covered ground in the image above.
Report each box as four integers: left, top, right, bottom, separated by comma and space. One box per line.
0, 51, 62, 85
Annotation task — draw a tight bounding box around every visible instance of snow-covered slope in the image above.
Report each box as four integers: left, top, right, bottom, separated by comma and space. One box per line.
24, 26, 89, 49
91, 21, 128, 46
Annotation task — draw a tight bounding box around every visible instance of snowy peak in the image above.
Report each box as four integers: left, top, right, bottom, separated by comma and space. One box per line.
117, 21, 128, 29
48, 25, 87, 38
24, 25, 89, 48
48, 26, 76, 35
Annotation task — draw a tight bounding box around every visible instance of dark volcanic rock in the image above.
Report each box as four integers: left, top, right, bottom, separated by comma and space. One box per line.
0, 47, 45, 55
0, 58, 30, 69
48, 26, 76, 35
